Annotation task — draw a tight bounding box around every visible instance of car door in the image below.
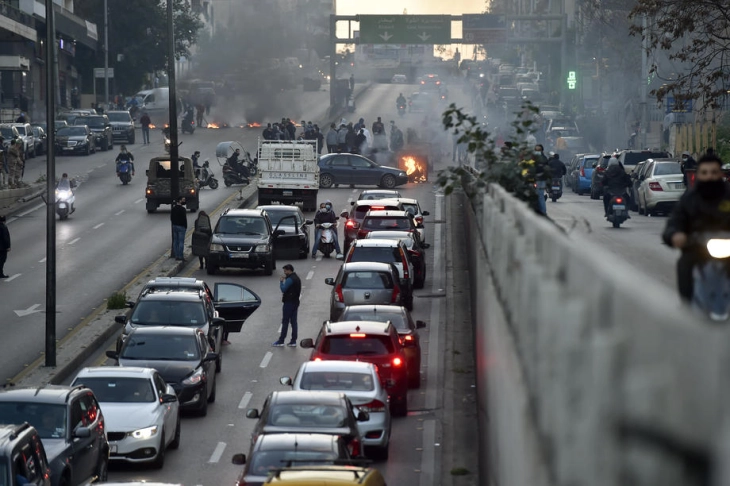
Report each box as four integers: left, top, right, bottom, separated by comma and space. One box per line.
154, 373, 176, 442
213, 283, 262, 333
349, 155, 376, 185
638, 162, 654, 203
273, 214, 301, 259
68, 397, 95, 484
198, 332, 216, 398
326, 154, 353, 184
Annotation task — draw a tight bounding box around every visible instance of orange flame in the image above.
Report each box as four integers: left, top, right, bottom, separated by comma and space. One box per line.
207, 123, 221, 129
401, 156, 427, 183
247, 122, 262, 128
149, 124, 156, 129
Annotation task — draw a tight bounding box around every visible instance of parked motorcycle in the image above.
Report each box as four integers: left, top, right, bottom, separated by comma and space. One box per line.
55, 187, 75, 220
196, 160, 219, 189
222, 164, 250, 187
549, 178, 563, 202
691, 232, 730, 321
316, 222, 338, 258
606, 194, 629, 228
117, 159, 133, 185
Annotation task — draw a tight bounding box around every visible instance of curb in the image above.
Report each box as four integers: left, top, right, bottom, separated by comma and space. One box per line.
0, 185, 46, 218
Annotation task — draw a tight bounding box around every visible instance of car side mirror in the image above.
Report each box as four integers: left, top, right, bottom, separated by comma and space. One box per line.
125, 301, 135, 308
273, 229, 284, 237
204, 352, 218, 362
246, 408, 260, 419
161, 393, 177, 404
416, 320, 426, 329
357, 411, 370, 422
73, 427, 91, 439
350, 201, 355, 206
422, 243, 431, 249
340, 211, 349, 218
212, 317, 225, 325
231, 453, 247, 465
421, 211, 430, 216
324, 277, 335, 285
115, 315, 126, 324
304, 219, 313, 225
280, 376, 293, 386
145, 170, 149, 176
300, 338, 315, 348
105, 350, 119, 360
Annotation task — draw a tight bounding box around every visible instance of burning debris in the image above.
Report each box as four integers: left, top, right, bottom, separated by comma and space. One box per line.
400, 155, 428, 183
246, 122, 262, 128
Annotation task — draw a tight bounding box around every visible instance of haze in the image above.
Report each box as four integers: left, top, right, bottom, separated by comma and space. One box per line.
337, 0, 485, 15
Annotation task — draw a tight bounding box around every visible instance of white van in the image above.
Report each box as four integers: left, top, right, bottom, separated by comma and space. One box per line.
134, 88, 169, 113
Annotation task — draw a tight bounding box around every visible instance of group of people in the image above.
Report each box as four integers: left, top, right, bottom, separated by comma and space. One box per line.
324, 117, 404, 155
261, 119, 325, 153
0, 138, 26, 189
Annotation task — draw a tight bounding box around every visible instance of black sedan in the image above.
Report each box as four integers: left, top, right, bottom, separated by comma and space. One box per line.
318, 153, 408, 189
257, 205, 312, 260
106, 326, 218, 416
55, 125, 96, 155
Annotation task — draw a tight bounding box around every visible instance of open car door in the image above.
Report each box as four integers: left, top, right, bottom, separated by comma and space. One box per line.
213, 282, 261, 333
273, 214, 301, 260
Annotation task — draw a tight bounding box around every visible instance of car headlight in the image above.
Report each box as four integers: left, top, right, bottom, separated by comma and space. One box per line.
707, 239, 730, 259
399, 171, 407, 177
255, 244, 270, 253
182, 368, 204, 385
131, 425, 158, 439
210, 243, 224, 252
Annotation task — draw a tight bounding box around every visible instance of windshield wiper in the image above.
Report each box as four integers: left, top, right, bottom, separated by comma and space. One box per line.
237, 231, 264, 236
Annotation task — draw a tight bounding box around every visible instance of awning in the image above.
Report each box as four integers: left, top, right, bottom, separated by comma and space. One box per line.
0, 55, 30, 71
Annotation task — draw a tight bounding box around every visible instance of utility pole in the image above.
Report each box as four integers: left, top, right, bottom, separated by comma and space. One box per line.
44, 0, 57, 367
640, 14, 648, 149
104, 0, 109, 109
168, 0, 179, 201
329, 13, 336, 115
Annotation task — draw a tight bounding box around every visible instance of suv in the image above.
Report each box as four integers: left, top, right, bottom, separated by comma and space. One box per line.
145, 156, 199, 213
617, 149, 669, 174
0, 423, 52, 486
0, 385, 110, 486
301, 320, 409, 416
73, 115, 114, 151
106, 111, 135, 144
11, 123, 35, 158
340, 201, 402, 253
344, 239, 414, 311
0, 124, 20, 150
208, 208, 284, 276
356, 210, 418, 240
325, 262, 404, 321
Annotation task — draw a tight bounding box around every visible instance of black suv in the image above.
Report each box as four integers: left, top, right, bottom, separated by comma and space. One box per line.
0, 423, 52, 486
207, 208, 284, 276
106, 111, 135, 144
73, 115, 114, 151
0, 385, 109, 486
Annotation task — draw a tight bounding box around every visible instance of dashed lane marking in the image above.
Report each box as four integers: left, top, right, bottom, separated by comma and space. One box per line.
306, 270, 314, 280
238, 391, 253, 410
315, 255, 323, 262
208, 442, 227, 463
68, 238, 81, 245
93, 223, 104, 230
114, 210, 125, 216
5, 274, 21, 282
134, 198, 143, 204
259, 351, 273, 368
39, 258, 46, 263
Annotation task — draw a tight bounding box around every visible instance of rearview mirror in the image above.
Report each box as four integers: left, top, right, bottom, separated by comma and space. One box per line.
105, 350, 119, 360
204, 352, 218, 362
300, 338, 315, 348
416, 320, 426, 329
212, 317, 225, 325
161, 393, 177, 404
324, 277, 335, 285
231, 453, 247, 465
280, 376, 293, 386
125, 301, 135, 308
246, 409, 260, 419
421, 211, 430, 216
350, 201, 355, 206
114, 315, 126, 324
73, 427, 91, 439
357, 411, 370, 422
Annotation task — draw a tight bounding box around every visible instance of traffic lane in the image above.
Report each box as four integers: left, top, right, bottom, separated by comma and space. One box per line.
547, 191, 679, 291
103, 183, 441, 484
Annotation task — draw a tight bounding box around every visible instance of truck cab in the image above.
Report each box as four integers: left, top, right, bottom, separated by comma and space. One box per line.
256, 139, 319, 212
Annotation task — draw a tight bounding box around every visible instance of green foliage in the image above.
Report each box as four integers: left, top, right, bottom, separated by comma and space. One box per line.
106, 291, 128, 310
717, 113, 730, 164
436, 102, 547, 209
75, 0, 204, 94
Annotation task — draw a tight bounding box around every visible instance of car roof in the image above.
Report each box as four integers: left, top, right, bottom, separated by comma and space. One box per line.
364, 210, 411, 218
324, 320, 394, 336
341, 261, 396, 272
258, 205, 301, 213
0, 423, 37, 447
257, 433, 342, 452
299, 360, 377, 374
128, 326, 202, 337
359, 189, 400, 196
144, 277, 206, 290
350, 239, 402, 249
0, 385, 88, 403
138, 290, 204, 302
222, 208, 266, 217
375, 197, 417, 205
342, 304, 407, 317
271, 391, 346, 406
74, 366, 157, 379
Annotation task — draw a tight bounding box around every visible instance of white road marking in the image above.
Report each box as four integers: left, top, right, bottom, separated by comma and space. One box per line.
419, 420, 437, 486
8, 203, 45, 223
93, 223, 104, 230
39, 257, 46, 263
68, 237, 81, 245
426, 193, 444, 412
14, 303, 42, 317
259, 351, 273, 368
96, 164, 105, 168
315, 255, 323, 261
5, 274, 21, 282
306, 270, 314, 280
208, 442, 227, 463
114, 209, 125, 216
238, 391, 253, 410
134, 198, 143, 204
351, 188, 357, 193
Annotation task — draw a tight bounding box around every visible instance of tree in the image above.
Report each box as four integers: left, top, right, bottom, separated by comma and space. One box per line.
75, 0, 203, 95
629, 0, 730, 110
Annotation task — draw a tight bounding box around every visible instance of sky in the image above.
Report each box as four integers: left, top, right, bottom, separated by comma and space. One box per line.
336, 0, 486, 16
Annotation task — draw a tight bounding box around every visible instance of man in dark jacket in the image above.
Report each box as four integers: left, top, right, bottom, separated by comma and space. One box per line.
0, 215, 10, 278
262, 123, 273, 140
311, 200, 342, 258
548, 152, 567, 179
681, 151, 698, 186
533, 144, 550, 215
170, 197, 188, 261
314, 125, 324, 155
345, 124, 357, 153
601, 158, 632, 217
663, 154, 730, 301
273, 264, 301, 347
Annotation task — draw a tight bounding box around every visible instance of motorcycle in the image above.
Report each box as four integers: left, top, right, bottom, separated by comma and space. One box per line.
606, 194, 629, 228
55, 187, 75, 220
181, 117, 195, 134
691, 232, 730, 321
196, 160, 219, 189
222, 163, 250, 187
549, 178, 563, 202
397, 103, 406, 116
117, 160, 133, 185
316, 222, 338, 258
245, 152, 258, 177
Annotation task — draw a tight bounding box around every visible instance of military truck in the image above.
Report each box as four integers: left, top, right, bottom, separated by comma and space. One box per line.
145, 156, 199, 213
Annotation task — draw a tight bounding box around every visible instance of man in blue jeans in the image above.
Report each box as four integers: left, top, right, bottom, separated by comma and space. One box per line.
170, 197, 187, 261
273, 264, 301, 347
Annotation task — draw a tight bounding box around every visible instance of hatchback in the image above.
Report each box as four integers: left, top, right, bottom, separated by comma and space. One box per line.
356, 210, 418, 240
365, 230, 429, 288
568, 154, 599, 195
325, 262, 403, 321
636, 159, 684, 215
300, 321, 409, 416
280, 361, 391, 459
340, 202, 402, 253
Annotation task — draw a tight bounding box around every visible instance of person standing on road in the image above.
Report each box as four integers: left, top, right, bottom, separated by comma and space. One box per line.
326, 123, 339, 153
192, 210, 212, 270
273, 264, 301, 347
140, 112, 151, 144
337, 123, 348, 152
170, 197, 188, 261
7, 140, 22, 189
0, 215, 10, 278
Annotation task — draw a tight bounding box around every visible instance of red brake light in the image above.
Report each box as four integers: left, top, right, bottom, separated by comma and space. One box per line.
393, 357, 403, 366
400, 249, 410, 279
346, 220, 356, 228
648, 182, 663, 191
615, 197, 623, 203
408, 249, 421, 258
391, 285, 400, 303
314, 357, 322, 362
415, 216, 423, 225
350, 333, 366, 338
404, 334, 413, 341
359, 399, 387, 413
371, 206, 385, 210
335, 284, 344, 302
349, 438, 361, 457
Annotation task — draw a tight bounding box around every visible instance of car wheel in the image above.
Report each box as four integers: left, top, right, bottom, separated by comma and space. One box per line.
198, 385, 209, 417
216, 348, 222, 373
264, 258, 274, 276
206, 264, 217, 275
96, 455, 109, 482
152, 432, 166, 469
208, 379, 217, 403
320, 173, 334, 188
169, 412, 181, 449
380, 174, 397, 189
390, 394, 408, 417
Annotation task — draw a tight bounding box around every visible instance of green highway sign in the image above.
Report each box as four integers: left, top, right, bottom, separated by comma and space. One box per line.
359, 15, 451, 45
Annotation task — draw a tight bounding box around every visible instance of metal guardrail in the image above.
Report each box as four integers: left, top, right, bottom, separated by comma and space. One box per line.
465, 183, 730, 485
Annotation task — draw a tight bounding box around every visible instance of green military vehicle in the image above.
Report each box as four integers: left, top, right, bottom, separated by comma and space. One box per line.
145, 156, 199, 213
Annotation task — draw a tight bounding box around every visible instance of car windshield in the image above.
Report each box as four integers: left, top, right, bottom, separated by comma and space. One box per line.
623, 152, 668, 165
265, 211, 298, 226
72, 377, 156, 403
0, 128, 14, 138
362, 217, 411, 230
358, 191, 400, 200
130, 301, 207, 326
216, 216, 267, 235
341, 310, 408, 331
341, 271, 393, 289
14, 126, 27, 135
348, 247, 401, 264
268, 403, 347, 428
354, 205, 398, 220
299, 371, 375, 391
75, 117, 105, 128
653, 162, 682, 175
121, 334, 200, 361
250, 450, 339, 474
57, 127, 86, 136
107, 113, 130, 122
583, 157, 599, 167
321, 335, 395, 356
0, 403, 67, 439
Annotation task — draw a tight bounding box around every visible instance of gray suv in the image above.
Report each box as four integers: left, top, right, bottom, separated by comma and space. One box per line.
0, 423, 52, 486
325, 261, 404, 321
106, 111, 135, 144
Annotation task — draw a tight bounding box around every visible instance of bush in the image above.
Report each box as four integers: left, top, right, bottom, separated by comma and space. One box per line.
107, 291, 128, 310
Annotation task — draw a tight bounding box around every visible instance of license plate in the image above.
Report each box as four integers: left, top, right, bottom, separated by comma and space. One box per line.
110, 445, 117, 454
674, 183, 685, 189
612, 205, 626, 210
552, 186, 561, 191
282, 190, 293, 196
230, 253, 249, 259
63, 147, 73, 151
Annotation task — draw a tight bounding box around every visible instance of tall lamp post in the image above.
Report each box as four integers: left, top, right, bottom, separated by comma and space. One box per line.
104, 0, 109, 108
44, 0, 57, 367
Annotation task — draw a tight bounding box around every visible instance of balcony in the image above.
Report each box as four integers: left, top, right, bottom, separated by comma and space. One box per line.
19, 0, 98, 49
0, 1, 37, 42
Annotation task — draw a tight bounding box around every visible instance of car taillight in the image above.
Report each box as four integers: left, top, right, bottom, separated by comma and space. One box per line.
335, 284, 344, 302
349, 438, 361, 457
615, 197, 624, 203
399, 334, 415, 346
400, 249, 409, 279
350, 333, 366, 338
648, 182, 663, 191
346, 220, 357, 229
391, 285, 400, 303
415, 216, 423, 225
359, 400, 387, 413
393, 357, 403, 366
314, 357, 322, 361
408, 249, 421, 259
580, 166, 586, 177
597, 166, 605, 172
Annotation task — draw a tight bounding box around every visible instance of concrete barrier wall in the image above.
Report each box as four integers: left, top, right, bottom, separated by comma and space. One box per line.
464, 184, 730, 486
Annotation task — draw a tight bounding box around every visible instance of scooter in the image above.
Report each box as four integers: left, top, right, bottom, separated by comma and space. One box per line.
55, 187, 74, 220
197, 160, 219, 189
606, 194, 629, 228
117, 160, 133, 185
691, 232, 730, 321
245, 153, 259, 177
222, 164, 250, 187
181, 117, 195, 134
316, 222, 338, 258
549, 178, 563, 202
397, 103, 406, 116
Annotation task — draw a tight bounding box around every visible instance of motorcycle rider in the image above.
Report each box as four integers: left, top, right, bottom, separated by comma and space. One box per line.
396, 93, 407, 109
601, 157, 632, 217
115, 145, 135, 178
532, 144, 550, 215
311, 200, 343, 259
681, 151, 698, 186
548, 152, 566, 180
182, 106, 195, 130
226, 148, 249, 183
663, 153, 730, 302
56, 172, 75, 213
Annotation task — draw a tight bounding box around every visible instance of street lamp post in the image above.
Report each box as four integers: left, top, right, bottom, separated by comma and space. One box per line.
44, 0, 57, 368
104, 0, 109, 108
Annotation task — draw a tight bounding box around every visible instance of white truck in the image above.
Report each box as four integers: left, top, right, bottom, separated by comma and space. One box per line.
256, 139, 319, 212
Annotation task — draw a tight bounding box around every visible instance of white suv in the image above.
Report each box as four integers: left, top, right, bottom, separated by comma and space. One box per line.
11, 123, 35, 158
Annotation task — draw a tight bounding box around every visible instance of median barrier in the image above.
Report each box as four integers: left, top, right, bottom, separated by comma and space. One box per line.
463, 182, 730, 485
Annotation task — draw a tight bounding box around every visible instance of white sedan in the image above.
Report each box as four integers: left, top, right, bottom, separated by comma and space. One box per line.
636, 159, 685, 216
72, 366, 181, 469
